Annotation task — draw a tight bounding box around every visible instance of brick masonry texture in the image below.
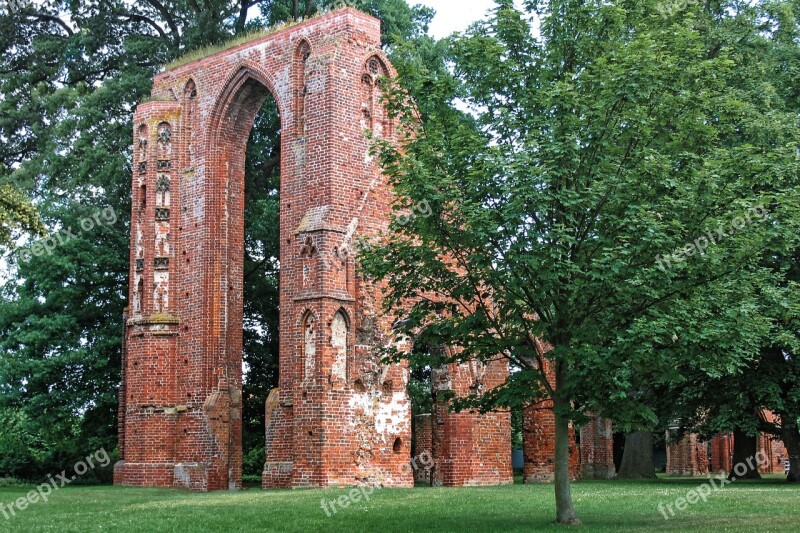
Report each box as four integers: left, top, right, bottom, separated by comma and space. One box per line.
665, 430, 709, 477
430, 358, 513, 486
115, 9, 512, 492
668, 413, 787, 476
578, 416, 615, 480
521, 359, 580, 483
412, 414, 432, 484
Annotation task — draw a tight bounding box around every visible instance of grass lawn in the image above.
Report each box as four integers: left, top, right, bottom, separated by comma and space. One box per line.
0, 476, 797, 532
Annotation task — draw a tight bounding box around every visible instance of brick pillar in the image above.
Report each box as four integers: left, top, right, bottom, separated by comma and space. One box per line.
521, 404, 580, 483
666, 431, 709, 476
757, 432, 788, 473
521, 356, 580, 483
579, 416, 615, 479
114, 102, 191, 489
412, 414, 433, 484
117, 307, 128, 462
757, 411, 788, 473
431, 358, 513, 486
710, 433, 732, 473
522, 404, 554, 482
259, 11, 415, 489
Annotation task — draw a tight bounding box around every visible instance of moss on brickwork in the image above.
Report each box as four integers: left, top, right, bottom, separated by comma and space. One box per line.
162, 8, 346, 72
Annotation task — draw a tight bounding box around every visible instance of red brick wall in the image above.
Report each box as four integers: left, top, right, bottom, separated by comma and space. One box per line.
413, 414, 433, 484
116, 9, 414, 491
758, 433, 788, 473
579, 416, 615, 479
758, 412, 789, 474
522, 404, 580, 482
710, 432, 732, 473
430, 358, 513, 486
666, 432, 709, 476
691, 429, 787, 476
520, 357, 580, 483
116, 9, 515, 492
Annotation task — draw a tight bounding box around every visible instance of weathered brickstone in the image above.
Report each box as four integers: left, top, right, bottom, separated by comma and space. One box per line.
673, 415, 788, 477
666, 431, 709, 476
710, 432, 733, 473
430, 359, 514, 487
579, 416, 615, 479
521, 359, 579, 483
757, 411, 789, 473
412, 414, 433, 484
116, 8, 513, 492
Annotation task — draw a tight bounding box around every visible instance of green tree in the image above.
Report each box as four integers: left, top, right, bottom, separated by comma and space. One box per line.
670, 286, 800, 481
363, 0, 800, 523
654, 0, 800, 482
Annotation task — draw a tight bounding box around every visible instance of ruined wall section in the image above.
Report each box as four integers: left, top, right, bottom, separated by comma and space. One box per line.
520, 357, 580, 483
666, 432, 709, 476
579, 416, 615, 480
115, 9, 411, 492
430, 358, 513, 486
117, 8, 521, 492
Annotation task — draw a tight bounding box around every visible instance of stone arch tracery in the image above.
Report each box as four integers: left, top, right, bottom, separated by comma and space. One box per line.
361, 55, 391, 137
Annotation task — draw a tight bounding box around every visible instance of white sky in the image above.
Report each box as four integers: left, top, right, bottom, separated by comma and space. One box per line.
417, 0, 499, 38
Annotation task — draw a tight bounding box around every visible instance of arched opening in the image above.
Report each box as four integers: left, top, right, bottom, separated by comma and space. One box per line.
361, 55, 391, 137
117, 11, 401, 492
210, 69, 283, 488
242, 84, 282, 487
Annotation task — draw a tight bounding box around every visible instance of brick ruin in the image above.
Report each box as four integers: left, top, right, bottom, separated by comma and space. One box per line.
665, 410, 789, 477
113, 8, 787, 492
114, 9, 515, 492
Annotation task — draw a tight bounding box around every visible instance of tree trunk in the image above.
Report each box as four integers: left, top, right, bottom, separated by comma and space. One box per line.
617, 431, 656, 479
730, 429, 761, 480
782, 418, 800, 483
553, 393, 580, 525
292, 0, 299, 20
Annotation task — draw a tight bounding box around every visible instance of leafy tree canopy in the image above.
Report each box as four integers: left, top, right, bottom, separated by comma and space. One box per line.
363, 0, 800, 522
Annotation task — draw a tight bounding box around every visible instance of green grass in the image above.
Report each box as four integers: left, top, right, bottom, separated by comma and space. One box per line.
162, 23, 298, 72
0, 477, 797, 532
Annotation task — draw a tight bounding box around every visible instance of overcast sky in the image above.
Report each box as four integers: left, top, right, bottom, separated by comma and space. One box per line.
416, 0, 498, 38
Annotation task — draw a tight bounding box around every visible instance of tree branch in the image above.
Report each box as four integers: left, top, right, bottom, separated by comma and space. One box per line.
143, 0, 180, 45
24, 13, 74, 36
118, 13, 169, 42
